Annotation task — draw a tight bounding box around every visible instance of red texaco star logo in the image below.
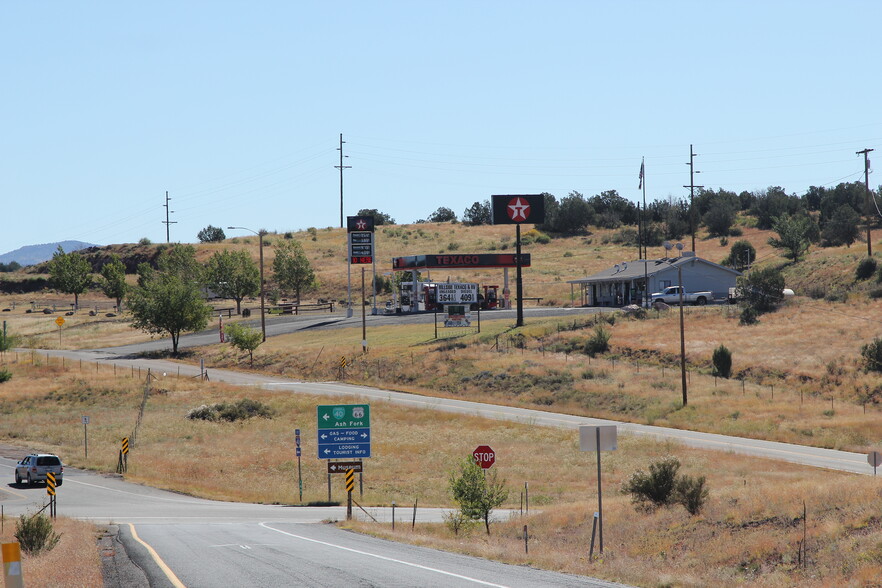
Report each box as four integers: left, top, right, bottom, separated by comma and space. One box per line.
507, 197, 530, 221
356, 219, 367, 230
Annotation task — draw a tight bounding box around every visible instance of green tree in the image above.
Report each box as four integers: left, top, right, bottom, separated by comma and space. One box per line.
356, 209, 396, 225
462, 200, 491, 226
272, 240, 316, 303
205, 249, 260, 314
47, 246, 93, 310
427, 206, 458, 223
448, 456, 508, 535
702, 194, 738, 236
224, 322, 263, 366
821, 204, 861, 247
127, 245, 211, 355
768, 214, 815, 261
712, 344, 732, 378
736, 265, 785, 315
723, 240, 756, 271
99, 254, 128, 310
0, 325, 18, 359
197, 225, 226, 243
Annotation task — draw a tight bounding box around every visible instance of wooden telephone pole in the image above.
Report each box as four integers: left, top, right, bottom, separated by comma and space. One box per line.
684, 145, 703, 253
857, 148, 874, 256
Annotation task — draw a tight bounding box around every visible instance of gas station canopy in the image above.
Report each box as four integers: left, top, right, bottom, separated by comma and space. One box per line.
392, 253, 530, 271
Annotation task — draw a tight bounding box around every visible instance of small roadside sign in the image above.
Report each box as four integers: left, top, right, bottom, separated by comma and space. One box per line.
579, 425, 617, 452
328, 460, 363, 474
55, 316, 65, 327
82, 415, 90, 425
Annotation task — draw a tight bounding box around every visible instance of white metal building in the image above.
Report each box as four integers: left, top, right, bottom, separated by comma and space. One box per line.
567, 251, 741, 307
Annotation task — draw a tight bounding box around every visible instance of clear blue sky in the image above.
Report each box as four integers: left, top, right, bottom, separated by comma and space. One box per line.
3, 1, 880, 255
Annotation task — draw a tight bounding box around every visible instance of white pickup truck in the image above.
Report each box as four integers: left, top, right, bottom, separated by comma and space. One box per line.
651, 286, 712, 306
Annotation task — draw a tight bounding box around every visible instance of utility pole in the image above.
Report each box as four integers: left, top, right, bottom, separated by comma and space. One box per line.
336, 133, 351, 229
683, 145, 703, 253
162, 191, 176, 243
857, 148, 875, 257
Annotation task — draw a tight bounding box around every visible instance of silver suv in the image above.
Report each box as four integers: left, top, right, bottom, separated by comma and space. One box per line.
14, 454, 63, 486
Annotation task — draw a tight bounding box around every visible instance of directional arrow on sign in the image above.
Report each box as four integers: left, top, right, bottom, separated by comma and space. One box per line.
320, 434, 328, 439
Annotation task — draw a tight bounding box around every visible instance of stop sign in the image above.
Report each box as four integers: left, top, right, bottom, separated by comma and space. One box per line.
473, 445, 495, 469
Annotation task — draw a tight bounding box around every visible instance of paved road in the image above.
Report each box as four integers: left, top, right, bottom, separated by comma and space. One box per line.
0, 452, 623, 588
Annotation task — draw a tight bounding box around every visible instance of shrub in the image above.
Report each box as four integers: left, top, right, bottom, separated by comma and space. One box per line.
856, 257, 878, 280
187, 398, 275, 422
861, 337, 882, 372
739, 305, 758, 326
623, 457, 709, 515
583, 325, 611, 356
675, 474, 709, 515
15, 512, 61, 555
712, 344, 732, 378
0, 369, 11, 383
621, 456, 681, 511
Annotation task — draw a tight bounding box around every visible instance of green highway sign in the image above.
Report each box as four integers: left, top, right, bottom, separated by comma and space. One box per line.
316, 404, 371, 460
317, 404, 370, 429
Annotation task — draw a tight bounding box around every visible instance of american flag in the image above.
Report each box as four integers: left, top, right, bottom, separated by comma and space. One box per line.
638, 158, 644, 190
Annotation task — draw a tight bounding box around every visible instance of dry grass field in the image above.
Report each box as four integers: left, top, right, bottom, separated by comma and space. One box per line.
3, 221, 882, 584
1, 361, 882, 586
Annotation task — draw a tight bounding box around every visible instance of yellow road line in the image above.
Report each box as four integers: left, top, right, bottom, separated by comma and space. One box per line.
128, 523, 187, 588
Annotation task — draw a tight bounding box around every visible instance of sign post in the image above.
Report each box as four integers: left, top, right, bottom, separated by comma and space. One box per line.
55, 315, 65, 345
347, 216, 375, 318
82, 415, 90, 459
579, 425, 617, 556
46, 472, 57, 518
317, 404, 371, 501
869, 451, 882, 476
491, 194, 545, 327
295, 428, 302, 502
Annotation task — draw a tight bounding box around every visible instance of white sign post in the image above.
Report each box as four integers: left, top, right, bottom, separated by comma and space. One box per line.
579, 425, 617, 556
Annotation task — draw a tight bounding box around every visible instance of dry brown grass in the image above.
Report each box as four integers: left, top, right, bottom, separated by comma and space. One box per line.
4, 360, 882, 585
0, 516, 102, 587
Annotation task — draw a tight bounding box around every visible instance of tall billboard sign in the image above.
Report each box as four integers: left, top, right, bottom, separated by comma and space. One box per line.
491, 195, 545, 327
347, 216, 374, 264
491, 194, 545, 225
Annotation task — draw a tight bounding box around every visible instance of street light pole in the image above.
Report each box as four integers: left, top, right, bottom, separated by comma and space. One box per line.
228, 226, 267, 342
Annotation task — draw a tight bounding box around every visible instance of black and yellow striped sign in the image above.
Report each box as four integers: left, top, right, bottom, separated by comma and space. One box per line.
345, 469, 355, 493
122, 437, 129, 455
46, 472, 56, 496
340, 356, 347, 368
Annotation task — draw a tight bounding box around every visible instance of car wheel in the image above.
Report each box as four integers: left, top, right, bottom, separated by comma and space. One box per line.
27, 474, 34, 486
14, 472, 21, 485
56, 479, 63, 487
696, 297, 707, 306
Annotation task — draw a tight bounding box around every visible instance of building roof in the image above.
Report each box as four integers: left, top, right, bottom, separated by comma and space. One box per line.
567, 253, 740, 284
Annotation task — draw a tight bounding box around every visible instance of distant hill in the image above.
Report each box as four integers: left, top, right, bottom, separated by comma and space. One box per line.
0, 240, 98, 267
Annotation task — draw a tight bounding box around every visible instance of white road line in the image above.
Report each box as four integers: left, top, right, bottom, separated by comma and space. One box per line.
259, 522, 511, 587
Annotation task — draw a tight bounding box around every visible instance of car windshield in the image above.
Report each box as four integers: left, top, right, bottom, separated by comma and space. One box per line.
36, 456, 61, 466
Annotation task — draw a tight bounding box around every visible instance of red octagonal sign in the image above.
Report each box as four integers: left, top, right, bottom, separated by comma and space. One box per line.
473, 445, 495, 469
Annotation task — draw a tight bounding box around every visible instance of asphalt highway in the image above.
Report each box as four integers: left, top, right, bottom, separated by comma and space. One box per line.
0, 453, 622, 587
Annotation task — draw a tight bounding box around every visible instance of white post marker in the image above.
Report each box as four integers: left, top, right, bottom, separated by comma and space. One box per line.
579, 425, 617, 555
2, 542, 24, 588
